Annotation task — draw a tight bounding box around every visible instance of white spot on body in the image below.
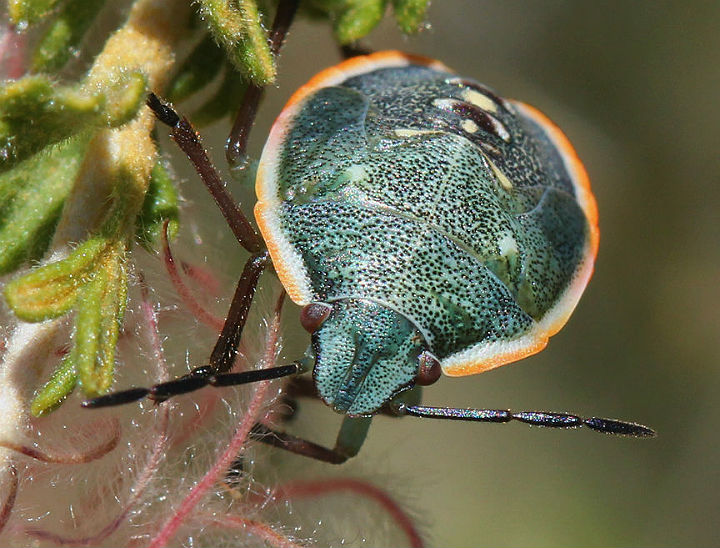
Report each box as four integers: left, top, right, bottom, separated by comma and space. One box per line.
462, 89, 498, 113
488, 116, 511, 142
498, 232, 519, 257
344, 164, 368, 183
461, 119, 479, 133
394, 128, 442, 138
486, 156, 513, 190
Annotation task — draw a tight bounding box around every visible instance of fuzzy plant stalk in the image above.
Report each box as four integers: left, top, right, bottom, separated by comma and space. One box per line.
0, 0, 189, 471
0, 0, 432, 545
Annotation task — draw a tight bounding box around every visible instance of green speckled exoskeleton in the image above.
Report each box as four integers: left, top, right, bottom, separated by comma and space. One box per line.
86, 50, 654, 462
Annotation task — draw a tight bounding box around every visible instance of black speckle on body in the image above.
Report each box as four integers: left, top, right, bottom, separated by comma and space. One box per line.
271, 64, 590, 357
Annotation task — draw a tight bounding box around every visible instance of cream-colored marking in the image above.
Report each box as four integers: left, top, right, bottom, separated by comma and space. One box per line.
432, 98, 454, 110
462, 89, 498, 113
487, 156, 513, 190
394, 128, 442, 138
461, 119, 479, 133
490, 117, 511, 142
345, 164, 368, 182
498, 233, 518, 256
433, 98, 510, 142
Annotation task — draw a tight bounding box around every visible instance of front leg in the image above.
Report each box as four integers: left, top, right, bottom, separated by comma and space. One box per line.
147, 93, 264, 253
209, 251, 269, 373
83, 252, 277, 407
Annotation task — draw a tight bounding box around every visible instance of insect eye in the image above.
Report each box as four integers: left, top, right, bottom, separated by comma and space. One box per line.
300, 302, 333, 333
416, 351, 442, 386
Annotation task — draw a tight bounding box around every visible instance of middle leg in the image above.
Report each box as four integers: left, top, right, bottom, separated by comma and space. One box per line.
83, 251, 297, 407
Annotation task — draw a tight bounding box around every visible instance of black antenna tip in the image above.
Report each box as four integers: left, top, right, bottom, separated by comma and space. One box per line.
585, 417, 657, 438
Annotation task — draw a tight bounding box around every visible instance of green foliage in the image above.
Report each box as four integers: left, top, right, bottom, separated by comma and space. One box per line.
333, 0, 388, 44
0, 135, 90, 274
136, 160, 180, 248
30, 356, 77, 417
23, 242, 129, 412
1, 0, 434, 416
192, 63, 248, 126
167, 34, 226, 103
304, 0, 431, 43
31, 0, 108, 72
5, 236, 110, 321
0, 72, 147, 173
72, 245, 127, 396
392, 0, 430, 34
7, 0, 62, 27
196, 0, 276, 85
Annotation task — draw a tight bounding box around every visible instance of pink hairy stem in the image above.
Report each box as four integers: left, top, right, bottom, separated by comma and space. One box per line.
0, 418, 120, 464
0, 25, 26, 79
0, 465, 18, 534
203, 515, 306, 548
24, 274, 173, 546
162, 220, 226, 332
264, 478, 425, 548
148, 290, 286, 548
181, 260, 222, 296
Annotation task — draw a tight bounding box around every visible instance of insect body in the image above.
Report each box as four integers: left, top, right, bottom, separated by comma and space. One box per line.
87, 51, 653, 461
256, 52, 598, 415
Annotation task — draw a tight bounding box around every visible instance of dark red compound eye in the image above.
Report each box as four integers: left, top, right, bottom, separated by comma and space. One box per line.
416, 351, 442, 386
300, 302, 333, 333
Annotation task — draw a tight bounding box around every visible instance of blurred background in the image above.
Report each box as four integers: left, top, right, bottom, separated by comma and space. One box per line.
4, 1, 718, 546
218, 2, 718, 546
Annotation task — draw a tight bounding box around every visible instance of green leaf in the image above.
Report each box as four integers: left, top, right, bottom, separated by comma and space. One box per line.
392, 0, 430, 34
0, 135, 90, 274
167, 33, 226, 103
8, 0, 61, 27
196, 0, 276, 85
333, 0, 388, 44
99, 71, 148, 127
302, 0, 428, 41
31, 0, 108, 73
74, 247, 127, 396
30, 356, 78, 417
4, 236, 109, 322
136, 159, 180, 248
0, 72, 146, 173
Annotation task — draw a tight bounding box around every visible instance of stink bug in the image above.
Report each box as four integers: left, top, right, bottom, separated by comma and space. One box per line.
85, 50, 654, 463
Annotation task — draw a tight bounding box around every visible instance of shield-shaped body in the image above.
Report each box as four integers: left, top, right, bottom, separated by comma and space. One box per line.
255, 51, 598, 414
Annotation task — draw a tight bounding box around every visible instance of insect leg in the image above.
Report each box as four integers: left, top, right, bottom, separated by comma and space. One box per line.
147, 93, 264, 253
226, 0, 299, 168
208, 252, 268, 373
83, 252, 278, 407
82, 364, 301, 408
250, 415, 373, 464
395, 405, 656, 438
